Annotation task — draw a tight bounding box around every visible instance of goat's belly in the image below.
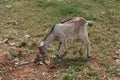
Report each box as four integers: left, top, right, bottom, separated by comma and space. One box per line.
66, 33, 79, 38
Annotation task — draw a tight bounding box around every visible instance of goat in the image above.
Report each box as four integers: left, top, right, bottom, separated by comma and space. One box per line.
39, 17, 94, 58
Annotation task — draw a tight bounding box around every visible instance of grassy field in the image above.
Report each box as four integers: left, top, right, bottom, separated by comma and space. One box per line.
0, 0, 120, 80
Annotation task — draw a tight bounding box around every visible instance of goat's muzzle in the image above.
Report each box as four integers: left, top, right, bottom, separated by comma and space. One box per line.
39, 46, 46, 55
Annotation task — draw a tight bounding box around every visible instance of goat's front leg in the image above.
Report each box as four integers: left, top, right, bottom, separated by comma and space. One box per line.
55, 37, 67, 58
63, 39, 68, 53
55, 42, 62, 57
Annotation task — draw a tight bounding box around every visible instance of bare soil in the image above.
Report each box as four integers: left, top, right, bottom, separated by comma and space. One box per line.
0, 43, 60, 80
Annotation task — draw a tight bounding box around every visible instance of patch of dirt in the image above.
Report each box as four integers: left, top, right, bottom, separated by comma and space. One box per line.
1, 63, 59, 80
0, 44, 61, 80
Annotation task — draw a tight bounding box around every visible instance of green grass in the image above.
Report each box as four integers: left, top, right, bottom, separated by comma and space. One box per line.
0, 67, 3, 75
0, 0, 120, 79
63, 68, 78, 80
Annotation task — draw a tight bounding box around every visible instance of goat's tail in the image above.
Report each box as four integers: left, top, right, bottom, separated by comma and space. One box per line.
86, 21, 94, 27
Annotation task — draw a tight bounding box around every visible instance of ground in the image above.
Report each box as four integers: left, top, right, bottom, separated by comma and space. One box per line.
0, 43, 60, 80
0, 0, 120, 80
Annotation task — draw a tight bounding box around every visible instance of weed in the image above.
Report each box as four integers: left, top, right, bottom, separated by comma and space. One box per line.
63, 68, 78, 80
44, 52, 52, 60
4, 34, 15, 40
14, 26, 25, 30
82, 70, 100, 80
6, 49, 17, 60
0, 68, 3, 75
105, 64, 120, 76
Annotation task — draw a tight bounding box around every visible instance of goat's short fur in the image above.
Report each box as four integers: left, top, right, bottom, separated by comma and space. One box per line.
39, 17, 94, 58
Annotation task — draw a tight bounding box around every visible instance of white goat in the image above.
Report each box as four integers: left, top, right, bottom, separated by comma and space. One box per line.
39, 17, 94, 58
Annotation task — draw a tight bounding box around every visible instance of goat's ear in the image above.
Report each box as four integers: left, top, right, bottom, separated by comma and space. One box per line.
87, 21, 94, 27
40, 41, 44, 46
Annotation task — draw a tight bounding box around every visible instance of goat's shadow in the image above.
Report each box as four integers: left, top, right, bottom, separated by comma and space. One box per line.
53, 54, 91, 69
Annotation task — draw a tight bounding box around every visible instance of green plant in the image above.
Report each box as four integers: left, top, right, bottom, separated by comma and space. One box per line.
14, 26, 25, 30
62, 68, 78, 80
5, 34, 15, 40
6, 49, 17, 60
0, 68, 3, 75
105, 63, 120, 76
63, 72, 77, 80
83, 71, 100, 80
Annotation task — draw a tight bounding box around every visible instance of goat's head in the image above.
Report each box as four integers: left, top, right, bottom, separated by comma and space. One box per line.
39, 41, 46, 55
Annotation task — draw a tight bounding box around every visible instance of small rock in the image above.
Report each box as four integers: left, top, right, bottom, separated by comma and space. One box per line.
119, 49, 120, 52
14, 21, 19, 25
53, 73, 57, 77
42, 72, 46, 77
14, 58, 19, 62
3, 39, 9, 43
15, 62, 19, 65
24, 34, 30, 39
14, 58, 19, 66
20, 61, 29, 65
39, 61, 43, 65
6, 5, 11, 8
42, 72, 48, 77
9, 67, 13, 70
9, 42, 16, 46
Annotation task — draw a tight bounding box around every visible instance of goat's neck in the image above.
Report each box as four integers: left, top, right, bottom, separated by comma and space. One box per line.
42, 33, 55, 49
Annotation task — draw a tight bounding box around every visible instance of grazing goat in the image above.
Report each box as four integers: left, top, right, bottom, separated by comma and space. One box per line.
39, 17, 94, 58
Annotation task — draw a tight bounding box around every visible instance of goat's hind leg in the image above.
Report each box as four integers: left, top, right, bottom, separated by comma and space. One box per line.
55, 42, 62, 57
79, 35, 91, 58
63, 38, 68, 54
85, 39, 91, 58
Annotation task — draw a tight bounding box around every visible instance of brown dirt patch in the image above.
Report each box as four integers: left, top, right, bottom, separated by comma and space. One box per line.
0, 44, 61, 80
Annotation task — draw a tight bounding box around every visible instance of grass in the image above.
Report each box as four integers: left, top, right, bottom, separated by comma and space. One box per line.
63, 69, 78, 80
0, 68, 3, 75
0, 0, 120, 80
